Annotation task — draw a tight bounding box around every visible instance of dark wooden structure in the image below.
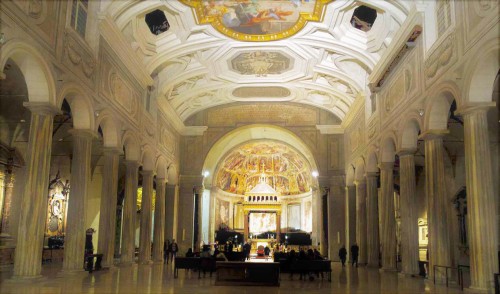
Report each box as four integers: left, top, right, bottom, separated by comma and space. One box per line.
215, 261, 280, 286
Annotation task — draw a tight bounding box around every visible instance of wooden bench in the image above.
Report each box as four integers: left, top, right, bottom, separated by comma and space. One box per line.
174, 257, 200, 278
289, 260, 332, 281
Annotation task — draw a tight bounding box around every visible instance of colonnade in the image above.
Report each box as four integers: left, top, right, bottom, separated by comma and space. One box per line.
11, 102, 178, 278
340, 105, 498, 291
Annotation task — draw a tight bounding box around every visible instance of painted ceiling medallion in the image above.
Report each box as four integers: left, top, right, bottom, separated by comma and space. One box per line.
179, 0, 334, 42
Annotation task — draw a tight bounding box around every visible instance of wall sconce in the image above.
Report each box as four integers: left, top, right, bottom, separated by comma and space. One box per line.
203, 171, 209, 177
418, 109, 424, 116
311, 171, 319, 178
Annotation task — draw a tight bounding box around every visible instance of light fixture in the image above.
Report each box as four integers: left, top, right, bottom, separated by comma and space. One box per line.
203, 171, 209, 177
20, 119, 25, 123
94, 110, 100, 117
312, 171, 319, 178
418, 109, 424, 116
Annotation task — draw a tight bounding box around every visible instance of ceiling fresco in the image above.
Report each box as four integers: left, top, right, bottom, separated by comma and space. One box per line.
179, 0, 334, 41
215, 141, 311, 196
230, 51, 292, 76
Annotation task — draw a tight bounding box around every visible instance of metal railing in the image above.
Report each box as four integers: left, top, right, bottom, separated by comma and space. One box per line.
433, 265, 455, 287
457, 264, 470, 291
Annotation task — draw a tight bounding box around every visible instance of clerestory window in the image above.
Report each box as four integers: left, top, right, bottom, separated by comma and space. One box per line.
70, 0, 88, 37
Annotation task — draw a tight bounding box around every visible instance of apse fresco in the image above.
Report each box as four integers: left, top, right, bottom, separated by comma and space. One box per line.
216, 141, 311, 195
180, 0, 333, 41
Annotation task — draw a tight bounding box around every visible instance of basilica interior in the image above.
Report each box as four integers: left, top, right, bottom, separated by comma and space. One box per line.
0, 0, 498, 293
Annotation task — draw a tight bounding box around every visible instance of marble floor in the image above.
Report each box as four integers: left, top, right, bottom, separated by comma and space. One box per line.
0, 262, 466, 294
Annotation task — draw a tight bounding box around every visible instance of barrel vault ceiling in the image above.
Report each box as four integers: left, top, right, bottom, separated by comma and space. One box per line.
105, 0, 411, 125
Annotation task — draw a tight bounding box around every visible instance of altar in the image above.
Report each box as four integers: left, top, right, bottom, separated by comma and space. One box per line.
249, 239, 275, 255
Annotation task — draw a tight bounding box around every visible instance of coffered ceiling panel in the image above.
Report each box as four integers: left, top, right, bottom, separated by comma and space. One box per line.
106, 0, 411, 125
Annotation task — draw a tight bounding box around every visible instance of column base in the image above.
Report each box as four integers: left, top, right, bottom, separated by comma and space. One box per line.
118, 261, 136, 267
380, 267, 398, 272
398, 272, 422, 278
152, 259, 164, 264
58, 268, 86, 277
138, 260, 152, 265
9, 274, 46, 282
464, 287, 489, 293
367, 263, 380, 268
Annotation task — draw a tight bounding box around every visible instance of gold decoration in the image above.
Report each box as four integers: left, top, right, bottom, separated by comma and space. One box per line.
179, 0, 334, 42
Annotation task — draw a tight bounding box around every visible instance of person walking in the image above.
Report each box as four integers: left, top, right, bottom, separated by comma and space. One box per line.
339, 245, 347, 267
351, 243, 359, 267
170, 239, 178, 263
163, 240, 170, 264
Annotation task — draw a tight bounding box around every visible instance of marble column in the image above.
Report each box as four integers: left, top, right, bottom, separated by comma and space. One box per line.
365, 172, 380, 268
0, 172, 14, 236
460, 105, 498, 291
139, 170, 154, 264
345, 185, 356, 262
379, 162, 397, 271
97, 148, 120, 268
355, 179, 367, 265
63, 129, 94, 272
177, 175, 203, 253
120, 160, 139, 265
398, 150, 420, 276
153, 178, 166, 263
422, 131, 451, 281
327, 176, 346, 262
164, 184, 176, 242
13, 102, 59, 278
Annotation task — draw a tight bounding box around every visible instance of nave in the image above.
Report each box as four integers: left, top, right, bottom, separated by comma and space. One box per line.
0, 261, 464, 294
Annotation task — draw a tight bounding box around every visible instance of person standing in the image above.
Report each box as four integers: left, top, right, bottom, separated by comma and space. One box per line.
339, 245, 347, 267
351, 243, 359, 267
163, 240, 170, 264
243, 241, 251, 260
170, 239, 178, 263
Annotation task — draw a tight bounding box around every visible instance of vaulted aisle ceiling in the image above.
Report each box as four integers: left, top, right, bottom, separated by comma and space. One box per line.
105, 0, 411, 123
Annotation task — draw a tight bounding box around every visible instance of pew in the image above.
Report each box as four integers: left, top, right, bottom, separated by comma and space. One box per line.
215, 261, 280, 286
174, 257, 200, 278
289, 260, 332, 281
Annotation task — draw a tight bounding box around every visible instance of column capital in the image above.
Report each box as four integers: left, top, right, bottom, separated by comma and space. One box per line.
156, 177, 167, 184
353, 179, 366, 186
194, 185, 204, 195
23, 102, 61, 116
397, 148, 417, 157
101, 146, 122, 155
418, 130, 449, 140
378, 162, 394, 171
455, 102, 496, 116
365, 172, 378, 178
68, 128, 99, 139
125, 160, 140, 168
141, 170, 154, 177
